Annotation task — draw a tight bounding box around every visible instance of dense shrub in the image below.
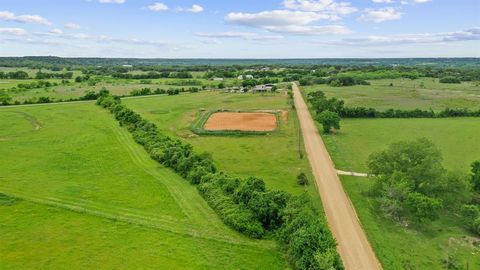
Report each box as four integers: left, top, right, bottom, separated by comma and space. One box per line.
439, 76, 461, 84
278, 196, 343, 270
297, 173, 309, 186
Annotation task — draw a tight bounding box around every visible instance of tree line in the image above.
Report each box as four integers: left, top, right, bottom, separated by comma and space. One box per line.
96, 94, 344, 269
308, 90, 480, 119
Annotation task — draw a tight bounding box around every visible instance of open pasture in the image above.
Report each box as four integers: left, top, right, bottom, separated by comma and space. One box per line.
323, 118, 480, 172
303, 78, 480, 111
320, 118, 480, 269
0, 102, 287, 269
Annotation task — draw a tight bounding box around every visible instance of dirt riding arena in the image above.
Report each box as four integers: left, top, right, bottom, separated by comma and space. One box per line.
204, 112, 277, 132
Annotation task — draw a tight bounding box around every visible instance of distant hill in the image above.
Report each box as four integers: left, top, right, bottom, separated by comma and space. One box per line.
0, 56, 479, 68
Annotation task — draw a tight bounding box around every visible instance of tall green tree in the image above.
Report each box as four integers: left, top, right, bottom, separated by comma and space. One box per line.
316, 110, 340, 134
368, 138, 471, 223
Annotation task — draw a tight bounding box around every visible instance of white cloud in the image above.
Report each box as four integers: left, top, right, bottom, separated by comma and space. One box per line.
98, 0, 125, 4
225, 1, 356, 36
400, 0, 432, 4
148, 2, 169, 12
0, 11, 51, 25
227, 10, 334, 27
49, 28, 63, 35
178, 4, 204, 13
0, 27, 28, 36
282, 0, 357, 15
266, 24, 350, 35
226, 10, 350, 35
65, 23, 81, 29
314, 28, 480, 46
196, 31, 284, 41
372, 0, 394, 3
196, 32, 257, 39
358, 7, 402, 23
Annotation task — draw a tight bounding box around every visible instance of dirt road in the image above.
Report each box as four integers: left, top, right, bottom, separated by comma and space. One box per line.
293, 83, 381, 270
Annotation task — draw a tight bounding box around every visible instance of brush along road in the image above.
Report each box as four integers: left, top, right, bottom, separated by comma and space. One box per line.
292, 83, 381, 270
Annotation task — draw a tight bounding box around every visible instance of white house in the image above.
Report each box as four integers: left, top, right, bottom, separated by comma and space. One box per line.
253, 84, 274, 93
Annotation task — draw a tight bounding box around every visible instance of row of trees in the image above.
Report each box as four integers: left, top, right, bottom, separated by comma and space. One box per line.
307, 90, 480, 119
130, 88, 186, 96
17, 80, 60, 90
0, 70, 29, 79
112, 71, 193, 79
300, 76, 370, 87
96, 94, 343, 269
35, 71, 73, 79
368, 139, 480, 236
0, 83, 201, 106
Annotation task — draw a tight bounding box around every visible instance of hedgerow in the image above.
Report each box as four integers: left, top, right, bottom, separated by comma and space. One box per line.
307, 90, 480, 119
97, 94, 343, 269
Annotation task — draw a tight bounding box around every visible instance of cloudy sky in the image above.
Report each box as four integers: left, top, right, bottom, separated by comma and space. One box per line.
0, 0, 479, 58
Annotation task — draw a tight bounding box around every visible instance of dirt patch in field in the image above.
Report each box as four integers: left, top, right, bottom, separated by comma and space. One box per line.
204, 112, 277, 132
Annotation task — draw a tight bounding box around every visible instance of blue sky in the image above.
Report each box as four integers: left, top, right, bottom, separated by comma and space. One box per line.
0, 0, 479, 58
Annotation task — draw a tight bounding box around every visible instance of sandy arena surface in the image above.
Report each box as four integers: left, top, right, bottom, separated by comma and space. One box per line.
204, 112, 277, 131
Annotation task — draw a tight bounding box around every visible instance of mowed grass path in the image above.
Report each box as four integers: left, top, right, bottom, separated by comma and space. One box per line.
322, 118, 480, 269
304, 78, 480, 111
124, 91, 315, 196
0, 102, 287, 269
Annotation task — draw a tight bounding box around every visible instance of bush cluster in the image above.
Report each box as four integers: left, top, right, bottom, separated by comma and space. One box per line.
35, 71, 73, 79
96, 94, 343, 269
439, 76, 461, 84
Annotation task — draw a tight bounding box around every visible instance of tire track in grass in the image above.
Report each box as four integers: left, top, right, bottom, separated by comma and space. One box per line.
0, 186, 268, 247
109, 121, 232, 233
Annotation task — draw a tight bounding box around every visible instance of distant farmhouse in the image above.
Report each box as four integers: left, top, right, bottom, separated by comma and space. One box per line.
237, 74, 254, 80
253, 84, 275, 93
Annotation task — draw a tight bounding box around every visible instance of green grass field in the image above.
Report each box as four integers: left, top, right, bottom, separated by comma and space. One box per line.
123, 91, 316, 196
320, 118, 480, 269
0, 102, 287, 269
303, 78, 480, 111
324, 118, 480, 172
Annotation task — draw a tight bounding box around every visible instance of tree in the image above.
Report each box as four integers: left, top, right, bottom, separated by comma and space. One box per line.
316, 110, 340, 134
368, 138, 471, 223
